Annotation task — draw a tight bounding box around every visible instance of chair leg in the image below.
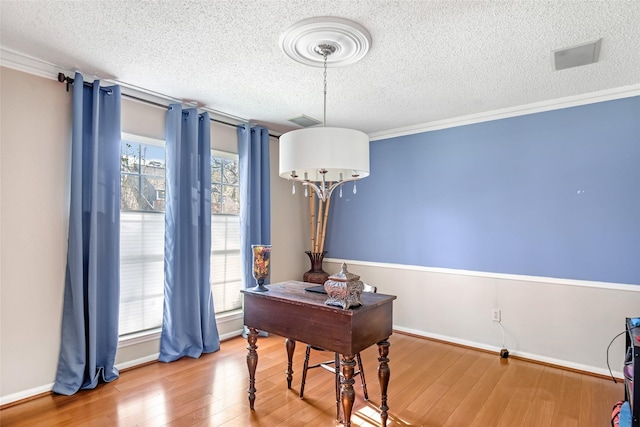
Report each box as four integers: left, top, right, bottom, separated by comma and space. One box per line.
300, 345, 312, 399
356, 353, 368, 400
334, 352, 341, 421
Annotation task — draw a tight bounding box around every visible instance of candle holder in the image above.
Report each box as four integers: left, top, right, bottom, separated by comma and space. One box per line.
251, 244, 271, 292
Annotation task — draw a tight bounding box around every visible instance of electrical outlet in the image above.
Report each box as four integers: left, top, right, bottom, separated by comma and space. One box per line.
492, 308, 501, 322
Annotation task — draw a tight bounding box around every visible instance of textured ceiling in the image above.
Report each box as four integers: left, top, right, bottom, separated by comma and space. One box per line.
1, 1, 639, 136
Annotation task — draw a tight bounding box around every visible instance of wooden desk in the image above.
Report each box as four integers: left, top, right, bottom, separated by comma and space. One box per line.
241, 280, 396, 427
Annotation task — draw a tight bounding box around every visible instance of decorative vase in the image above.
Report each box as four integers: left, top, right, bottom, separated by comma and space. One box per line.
324, 262, 364, 309
251, 244, 271, 292
303, 251, 329, 284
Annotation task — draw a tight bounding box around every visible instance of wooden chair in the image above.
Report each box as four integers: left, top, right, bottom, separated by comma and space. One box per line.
299, 283, 377, 421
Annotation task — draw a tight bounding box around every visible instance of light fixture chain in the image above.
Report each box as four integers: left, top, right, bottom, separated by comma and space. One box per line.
323, 51, 328, 127
314, 43, 335, 127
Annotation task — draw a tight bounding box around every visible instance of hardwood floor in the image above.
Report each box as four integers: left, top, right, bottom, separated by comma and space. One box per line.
0, 333, 623, 426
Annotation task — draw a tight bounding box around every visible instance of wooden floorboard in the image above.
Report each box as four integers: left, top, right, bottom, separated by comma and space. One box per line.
0, 333, 624, 426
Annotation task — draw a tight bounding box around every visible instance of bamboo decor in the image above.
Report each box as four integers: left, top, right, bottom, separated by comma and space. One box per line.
309, 183, 332, 253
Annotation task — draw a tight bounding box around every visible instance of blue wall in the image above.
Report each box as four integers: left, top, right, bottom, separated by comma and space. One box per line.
325, 96, 640, 285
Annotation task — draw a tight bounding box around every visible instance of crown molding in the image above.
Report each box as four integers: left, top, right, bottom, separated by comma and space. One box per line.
0, 48, 65, 80
4, 47, 638, 140
369, 84, 640, 141
0, 47, 248, 126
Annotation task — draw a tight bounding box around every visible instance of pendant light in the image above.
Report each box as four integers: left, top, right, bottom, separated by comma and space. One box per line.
278, 17, 372, 202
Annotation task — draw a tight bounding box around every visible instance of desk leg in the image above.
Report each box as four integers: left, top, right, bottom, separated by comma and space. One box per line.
340, 354, 357, 426
377, 339, 391, 426
285, 338, 296, 388
246, 327, 259, 410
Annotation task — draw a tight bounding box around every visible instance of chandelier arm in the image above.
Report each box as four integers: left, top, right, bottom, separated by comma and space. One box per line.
300, 177, 360, 202
302, 181, 326, 201
325, 182, 341, 201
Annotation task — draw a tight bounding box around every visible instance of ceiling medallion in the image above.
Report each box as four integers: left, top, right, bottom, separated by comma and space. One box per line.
279, 16, 372, 67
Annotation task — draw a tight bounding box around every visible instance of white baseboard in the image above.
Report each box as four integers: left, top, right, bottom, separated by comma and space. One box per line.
116, 354, 159, 371
2, 330, 244, 406
393, 325, 623, 379
220, 329, 243, 341
0, 383, 54, 406
116, 328, 243, 370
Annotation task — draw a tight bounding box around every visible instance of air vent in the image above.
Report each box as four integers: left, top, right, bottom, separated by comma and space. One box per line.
552, 39, 602, 71
287, 115, 322, 128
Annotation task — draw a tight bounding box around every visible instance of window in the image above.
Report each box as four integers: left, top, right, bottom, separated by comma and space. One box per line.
210, 152, 243, 313
119, 134, 242, 338
119, 134, 166, 336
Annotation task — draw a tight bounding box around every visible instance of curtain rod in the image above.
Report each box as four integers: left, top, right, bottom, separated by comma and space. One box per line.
56, 72, 279, 138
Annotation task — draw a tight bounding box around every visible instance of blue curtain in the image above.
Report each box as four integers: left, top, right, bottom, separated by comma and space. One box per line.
53, 73, 121, 395
238, 124, 271, 289
160, 105, 220, 362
